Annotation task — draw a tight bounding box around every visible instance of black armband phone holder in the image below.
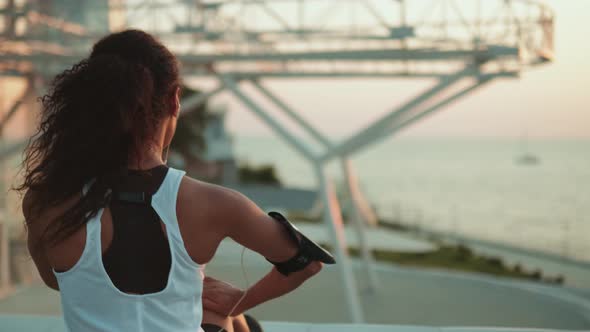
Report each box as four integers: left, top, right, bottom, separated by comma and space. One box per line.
266, 211, 336, 276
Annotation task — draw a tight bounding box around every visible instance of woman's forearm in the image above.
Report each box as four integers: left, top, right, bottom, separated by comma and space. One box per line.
235, 262, 322, 315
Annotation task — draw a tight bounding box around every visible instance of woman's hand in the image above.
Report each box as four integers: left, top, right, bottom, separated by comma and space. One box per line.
202, 276, 246, 317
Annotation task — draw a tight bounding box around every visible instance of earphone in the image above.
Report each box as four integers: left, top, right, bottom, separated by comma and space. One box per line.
163, 145, 170, 164
215, 246, 250, 332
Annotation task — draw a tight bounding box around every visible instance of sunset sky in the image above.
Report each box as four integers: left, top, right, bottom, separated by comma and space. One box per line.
209, 0, 590, 139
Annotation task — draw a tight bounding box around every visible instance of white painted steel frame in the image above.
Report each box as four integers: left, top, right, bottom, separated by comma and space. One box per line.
214, 65, 499, 322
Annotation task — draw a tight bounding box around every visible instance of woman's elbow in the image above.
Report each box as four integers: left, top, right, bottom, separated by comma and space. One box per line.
44, 278, 59, 291
39, 272, 59, 291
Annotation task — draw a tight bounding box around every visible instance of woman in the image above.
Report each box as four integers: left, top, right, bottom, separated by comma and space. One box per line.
17, 29, 323, 332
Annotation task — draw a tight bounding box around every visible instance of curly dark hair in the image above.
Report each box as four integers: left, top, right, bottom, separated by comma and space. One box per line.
16, 29, 181, 246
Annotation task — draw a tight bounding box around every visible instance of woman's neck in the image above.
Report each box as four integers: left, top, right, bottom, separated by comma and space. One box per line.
128, 121, 171, 170
127, 147, 165, 170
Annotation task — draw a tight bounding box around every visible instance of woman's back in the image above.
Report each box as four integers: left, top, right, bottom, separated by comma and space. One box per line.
25, 162, 316, 331
49, 166, 205, 332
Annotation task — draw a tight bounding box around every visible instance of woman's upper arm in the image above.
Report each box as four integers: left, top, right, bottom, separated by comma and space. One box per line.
189, 179, 299, 262
23, 191, 59, 290
26, 228, 59, 290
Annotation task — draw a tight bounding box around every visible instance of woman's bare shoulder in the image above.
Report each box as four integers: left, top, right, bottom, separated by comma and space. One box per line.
177, 176, 251, 219
177, 175, 300, 263
176, 176, 263, 237
175, 176, 250, 263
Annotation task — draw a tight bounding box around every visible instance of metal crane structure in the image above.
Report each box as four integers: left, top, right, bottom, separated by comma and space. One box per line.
0, 0, 554, 323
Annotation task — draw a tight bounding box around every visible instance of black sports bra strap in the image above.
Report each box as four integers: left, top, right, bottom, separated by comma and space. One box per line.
111, 191, 152, 205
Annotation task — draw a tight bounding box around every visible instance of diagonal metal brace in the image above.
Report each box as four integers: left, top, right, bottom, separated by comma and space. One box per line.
180, 85, 225, 117
250, 79, 333, 149
0, 99, 23, 133
320, 65, 478, 162
377, 76, 494, 141
219, 75, 317, 162
0, 82, 32, 134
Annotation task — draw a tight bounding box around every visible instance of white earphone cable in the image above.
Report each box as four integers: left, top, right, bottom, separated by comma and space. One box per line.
163, 145, 170, 165
215, 246, 249, 332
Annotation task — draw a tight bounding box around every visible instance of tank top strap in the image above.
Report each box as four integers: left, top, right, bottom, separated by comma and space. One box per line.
80, 178, 101, 262
151, 167, 199, 269
85, 209, 103, 259
151, 167, 185, 229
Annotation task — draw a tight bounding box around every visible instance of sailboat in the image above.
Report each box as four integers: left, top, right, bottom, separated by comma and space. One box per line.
515, 132, 541, 165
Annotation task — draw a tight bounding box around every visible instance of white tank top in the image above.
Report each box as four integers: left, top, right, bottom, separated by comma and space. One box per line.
53, 167, 206, 332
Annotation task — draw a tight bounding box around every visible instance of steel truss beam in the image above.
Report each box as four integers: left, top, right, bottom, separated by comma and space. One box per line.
7, 68, 519, 81
186, 71, 516, 79
0, 46, 519, 64
1, 0, 553, 81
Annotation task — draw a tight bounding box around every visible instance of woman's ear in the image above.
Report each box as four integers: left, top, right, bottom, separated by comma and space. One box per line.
171, 86, 180, 117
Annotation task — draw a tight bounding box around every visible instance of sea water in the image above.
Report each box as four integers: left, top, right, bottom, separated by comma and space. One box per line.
234, 136, 590, 263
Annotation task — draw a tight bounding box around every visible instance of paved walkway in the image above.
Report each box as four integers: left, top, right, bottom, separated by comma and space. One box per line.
1, 242, 589, 330
0, 226, 588, 329
2, 314, 588, 332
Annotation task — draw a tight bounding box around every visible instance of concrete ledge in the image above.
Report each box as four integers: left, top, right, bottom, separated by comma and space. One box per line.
0, 315, 577, 332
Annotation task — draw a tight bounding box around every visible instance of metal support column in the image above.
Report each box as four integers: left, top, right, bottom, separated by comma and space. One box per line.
0, 80, 21, 292
314, 162, 364, 323
341, 158, 379, 292
0, 211, 8, 292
